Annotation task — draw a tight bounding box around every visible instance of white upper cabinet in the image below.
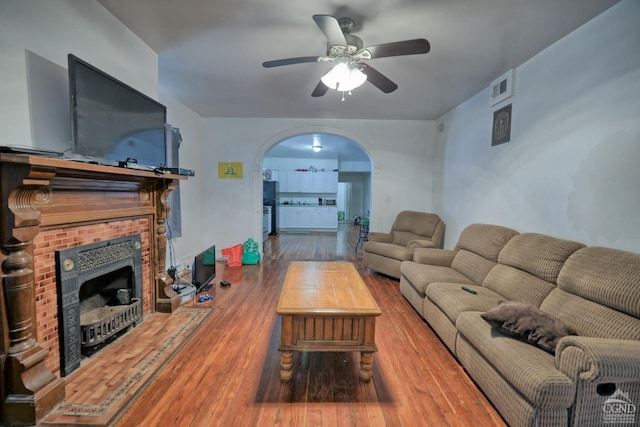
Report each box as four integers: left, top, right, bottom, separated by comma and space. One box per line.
312, 171, 338, 193
281, 171, 337, 193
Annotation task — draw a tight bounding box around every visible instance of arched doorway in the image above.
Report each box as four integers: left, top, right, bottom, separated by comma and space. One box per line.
253, 126, 373, 256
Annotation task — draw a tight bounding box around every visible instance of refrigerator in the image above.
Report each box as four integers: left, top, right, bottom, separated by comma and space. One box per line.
263, 181, 278, 235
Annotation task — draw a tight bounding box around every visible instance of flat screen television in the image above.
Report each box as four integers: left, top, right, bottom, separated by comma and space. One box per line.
68, 54, 167, 168
192, 246, 216, 292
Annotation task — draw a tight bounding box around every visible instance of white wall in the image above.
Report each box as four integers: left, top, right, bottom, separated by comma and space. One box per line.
198, 118, 436, 252
0, 1, 205, 272
160, 95, 205, 269
4, 0, 637, 262
433, 0, 640, 253
0, 0, 438, 269
0, 0, 159, 149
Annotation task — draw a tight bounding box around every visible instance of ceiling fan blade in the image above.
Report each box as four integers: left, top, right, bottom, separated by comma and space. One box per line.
313, 15, 347, 47
262, 56, 320, 68
361, 65, 398, 93
358, 38, 430, 60
311, 81, 329, 97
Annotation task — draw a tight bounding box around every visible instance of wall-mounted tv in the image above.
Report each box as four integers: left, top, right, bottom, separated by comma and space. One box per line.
192, 246, 216, 293
68, 54, 167, 168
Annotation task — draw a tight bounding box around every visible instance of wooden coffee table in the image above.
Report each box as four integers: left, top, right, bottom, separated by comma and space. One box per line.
276, 261, 382, 382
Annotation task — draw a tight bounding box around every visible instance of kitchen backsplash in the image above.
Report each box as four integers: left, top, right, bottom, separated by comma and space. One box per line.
279, 196, 337, 206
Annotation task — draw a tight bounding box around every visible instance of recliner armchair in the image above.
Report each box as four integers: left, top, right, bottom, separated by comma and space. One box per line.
363, 211, 445, 279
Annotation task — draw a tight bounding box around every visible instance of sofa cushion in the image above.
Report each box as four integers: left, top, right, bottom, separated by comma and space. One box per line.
480, 233, 584, 309
451, 249, 498, 286
412, 248, 456, 267
481, 301, 576, 354
426, 283, 505, 324
455, 223, 519, 261
556, 246, 640, 318
390, 211, 441, 246
450, 224, 519, 285
498, 233, 585, 284
540, 246, 640, 341
457, 311, 575, 407
392, 231, 428, 247
363, 241, 412, 261
540, 288, 640, 341
483, 264, 556, 308
400, 262, 474, 298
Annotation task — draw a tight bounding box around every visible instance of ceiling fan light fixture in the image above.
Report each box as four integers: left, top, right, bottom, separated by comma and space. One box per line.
312, 139, 322, 152
320, 62, 347, 89
340, 66, 367, 92
321, 63, 367, 93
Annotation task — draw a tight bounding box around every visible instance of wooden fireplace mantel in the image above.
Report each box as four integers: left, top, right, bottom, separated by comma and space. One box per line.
0, 153, 186, 425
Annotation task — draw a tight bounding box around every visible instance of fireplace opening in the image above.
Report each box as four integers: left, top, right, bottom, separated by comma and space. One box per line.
78, 266, 142, 351
56, 234, 144, 376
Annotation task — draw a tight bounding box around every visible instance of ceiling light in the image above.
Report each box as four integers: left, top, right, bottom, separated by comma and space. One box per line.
312, 139, 322, 152
321, 63, 367, 93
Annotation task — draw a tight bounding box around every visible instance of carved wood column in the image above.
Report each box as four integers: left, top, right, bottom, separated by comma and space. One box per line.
154, 180, 180, 313
0, 166, 65, 425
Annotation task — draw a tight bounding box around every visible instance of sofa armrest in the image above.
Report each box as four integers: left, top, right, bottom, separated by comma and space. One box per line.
411, 248, 456, 266
556, 336, 640, 382
407, 239, 436, 251
367, 232, 393, 244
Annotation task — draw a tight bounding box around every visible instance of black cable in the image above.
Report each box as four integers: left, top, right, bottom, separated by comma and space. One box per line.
164, 197, 178, 279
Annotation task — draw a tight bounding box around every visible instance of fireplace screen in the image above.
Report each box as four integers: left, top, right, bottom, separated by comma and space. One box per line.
56, 234, 144, 376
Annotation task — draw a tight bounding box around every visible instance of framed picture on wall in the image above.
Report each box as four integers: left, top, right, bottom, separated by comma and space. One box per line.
492, 103, 512, 146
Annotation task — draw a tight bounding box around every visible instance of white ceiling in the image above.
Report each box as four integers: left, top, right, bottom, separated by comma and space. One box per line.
96, 0, 619, 160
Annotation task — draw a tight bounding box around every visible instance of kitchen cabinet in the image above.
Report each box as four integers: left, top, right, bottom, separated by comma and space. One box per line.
299, 173, 314, 192
312, 171, 338, 193
298, 208, 316, 228
286, 171, 313, 193
280, 171, 338, 194
278, 206, 338, 230
281, 207, 299, 228
278, 174, 288, 192
320, 208, 337, 228
285, 172, 297, 192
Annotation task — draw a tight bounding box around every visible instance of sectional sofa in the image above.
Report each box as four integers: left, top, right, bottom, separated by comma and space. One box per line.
398, 223, 640, 427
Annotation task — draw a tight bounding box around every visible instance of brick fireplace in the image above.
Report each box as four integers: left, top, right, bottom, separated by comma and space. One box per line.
34, 220, 152, 377
0, 154, 185, 425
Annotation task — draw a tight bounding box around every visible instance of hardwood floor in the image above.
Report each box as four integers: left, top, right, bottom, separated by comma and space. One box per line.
114, 224, 507, 426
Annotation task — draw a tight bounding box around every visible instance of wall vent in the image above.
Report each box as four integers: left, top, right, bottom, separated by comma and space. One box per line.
489, 69, 514, 106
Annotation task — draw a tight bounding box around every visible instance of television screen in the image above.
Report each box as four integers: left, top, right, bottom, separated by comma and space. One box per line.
68, 54, 167, 168
192, 246, 216, 292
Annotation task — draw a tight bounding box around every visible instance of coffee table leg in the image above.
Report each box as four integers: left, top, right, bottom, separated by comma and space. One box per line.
280, 351, 294, 382
359, 351, 374, 382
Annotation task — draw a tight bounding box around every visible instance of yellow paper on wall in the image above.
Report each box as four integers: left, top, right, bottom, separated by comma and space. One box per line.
218, 162, 243, 179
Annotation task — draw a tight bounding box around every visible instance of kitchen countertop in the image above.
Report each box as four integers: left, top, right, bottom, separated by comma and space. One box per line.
279, 204, 337, 207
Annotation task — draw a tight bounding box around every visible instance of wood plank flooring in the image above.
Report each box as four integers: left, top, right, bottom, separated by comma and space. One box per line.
110, 225, 507, 427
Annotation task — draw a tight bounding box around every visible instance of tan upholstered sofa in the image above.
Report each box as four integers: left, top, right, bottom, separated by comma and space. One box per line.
363, 211, 444, 279
399, 223, 640, 427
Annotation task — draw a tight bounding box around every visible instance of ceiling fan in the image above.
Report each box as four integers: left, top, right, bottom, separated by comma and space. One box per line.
262, 14, 430, 99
